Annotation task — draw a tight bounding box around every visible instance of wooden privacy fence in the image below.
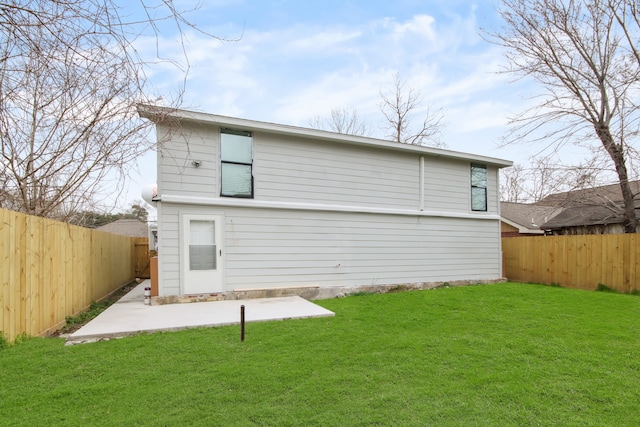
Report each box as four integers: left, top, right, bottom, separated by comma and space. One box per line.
1, 208, 149, 342
133, 237, 153, 279
502, 234, 640, 293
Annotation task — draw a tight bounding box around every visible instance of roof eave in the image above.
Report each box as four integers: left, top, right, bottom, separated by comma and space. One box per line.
138, 104, 513, 168
501, 217, 544, 234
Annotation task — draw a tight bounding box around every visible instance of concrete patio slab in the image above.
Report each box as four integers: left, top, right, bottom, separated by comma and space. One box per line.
67, 281, 335, 345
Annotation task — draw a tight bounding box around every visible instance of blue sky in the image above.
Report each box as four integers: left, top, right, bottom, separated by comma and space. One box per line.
124, 0, 541, 211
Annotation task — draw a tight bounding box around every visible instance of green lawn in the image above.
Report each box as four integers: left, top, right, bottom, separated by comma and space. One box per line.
1, 282, 639, 426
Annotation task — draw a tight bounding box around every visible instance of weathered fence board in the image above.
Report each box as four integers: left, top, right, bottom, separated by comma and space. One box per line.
0, 208, 149, 341
502, 234, 640, 292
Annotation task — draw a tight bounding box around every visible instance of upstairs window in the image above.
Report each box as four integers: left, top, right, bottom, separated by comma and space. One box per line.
471, 164, 487, 211
220, 128, 253, 198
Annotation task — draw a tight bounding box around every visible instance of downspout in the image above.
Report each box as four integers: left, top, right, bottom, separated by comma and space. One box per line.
497, 167, 504, 278
419, 156, 425, 211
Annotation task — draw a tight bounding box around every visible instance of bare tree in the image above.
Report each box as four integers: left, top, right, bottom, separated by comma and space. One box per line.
0, 1, 221, 220
490, 0, 640, 232
500, 164, 527, 202
501, 157, 605, 203
308, 106, 371, 136
609, 0, 640, 67
379, 73, 445, 148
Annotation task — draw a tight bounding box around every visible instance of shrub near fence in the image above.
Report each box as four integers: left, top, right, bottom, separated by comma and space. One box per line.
0, 208, 143, 342
502, 234, 640, 293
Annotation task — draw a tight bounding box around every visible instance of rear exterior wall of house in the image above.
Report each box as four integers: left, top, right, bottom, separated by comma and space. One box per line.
154, 121, 504, 297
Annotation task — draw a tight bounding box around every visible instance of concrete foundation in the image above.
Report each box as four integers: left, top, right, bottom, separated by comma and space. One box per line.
151, 278, 507, 305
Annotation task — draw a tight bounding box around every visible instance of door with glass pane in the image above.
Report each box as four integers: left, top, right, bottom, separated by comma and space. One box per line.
183, 214, 223, 294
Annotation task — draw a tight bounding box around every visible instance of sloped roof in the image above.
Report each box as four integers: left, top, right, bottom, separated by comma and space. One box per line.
534, 181, 640, 230
504, 181, 640, 231
541, 204, 640, 230
501, 202, 563, 233
138, 104, 513, 169
97, 219, 148, 237
538, 181, 640, 207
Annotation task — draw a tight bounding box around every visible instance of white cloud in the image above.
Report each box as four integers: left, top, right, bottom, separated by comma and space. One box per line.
136, 5, 527, 148
273, 69, 387, 125
385, 14, 438, 42
286, 29, 363, 53
120, 1, 547, 208
448, 101, 512, 133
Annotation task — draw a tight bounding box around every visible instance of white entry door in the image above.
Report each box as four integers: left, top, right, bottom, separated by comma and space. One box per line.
182, 214, 223, 294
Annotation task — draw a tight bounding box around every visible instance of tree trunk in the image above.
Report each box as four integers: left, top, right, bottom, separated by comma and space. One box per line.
596, 123, 637, 233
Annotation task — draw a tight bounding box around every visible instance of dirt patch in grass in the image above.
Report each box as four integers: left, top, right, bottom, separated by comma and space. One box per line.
49, 281, 139, 336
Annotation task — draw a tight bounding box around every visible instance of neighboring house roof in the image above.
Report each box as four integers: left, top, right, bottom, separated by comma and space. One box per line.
538, 181, 640, 207
138, 104, 513, 168
540, 205, 623, 230
541, 203, 640, 230
501, 202, 563, 234
97, 219, 148, 237
503, 181, 640, 233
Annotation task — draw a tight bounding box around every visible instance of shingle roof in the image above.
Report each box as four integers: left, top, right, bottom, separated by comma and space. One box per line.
505, 181, 640, 231
540, 204, 640, 230
501, 202, 563, 232
540, 205, 622, 229
538, 181, 640, 207
97, 219, 149, 237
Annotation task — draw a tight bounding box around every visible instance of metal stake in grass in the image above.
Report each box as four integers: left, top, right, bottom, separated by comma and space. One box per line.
240, 305, 245, 342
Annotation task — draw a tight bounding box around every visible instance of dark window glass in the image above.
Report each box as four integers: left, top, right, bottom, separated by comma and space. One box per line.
471, 164, 487, 211
221, 129, 253, 198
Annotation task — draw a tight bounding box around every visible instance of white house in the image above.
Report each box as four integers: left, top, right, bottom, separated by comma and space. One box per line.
139, 105, 512, 302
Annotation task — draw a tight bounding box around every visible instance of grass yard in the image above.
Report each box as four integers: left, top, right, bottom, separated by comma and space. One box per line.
1, 282, 639, 426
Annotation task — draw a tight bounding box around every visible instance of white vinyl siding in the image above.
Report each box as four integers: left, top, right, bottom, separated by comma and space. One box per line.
487, 167, 499, 214
156, 203, 501, 294
423, 157, 470, 212
155, 202, 180, 296
255, 133, 419, 209
157, 123, 219, 197
152, 116, 507, 296
156, 124, 501, 214
422, 158, 499, 215
223, 210, 500, 288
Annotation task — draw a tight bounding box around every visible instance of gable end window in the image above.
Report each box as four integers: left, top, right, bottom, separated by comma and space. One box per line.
471, 164, 487, 212
220, 128, 253, 198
